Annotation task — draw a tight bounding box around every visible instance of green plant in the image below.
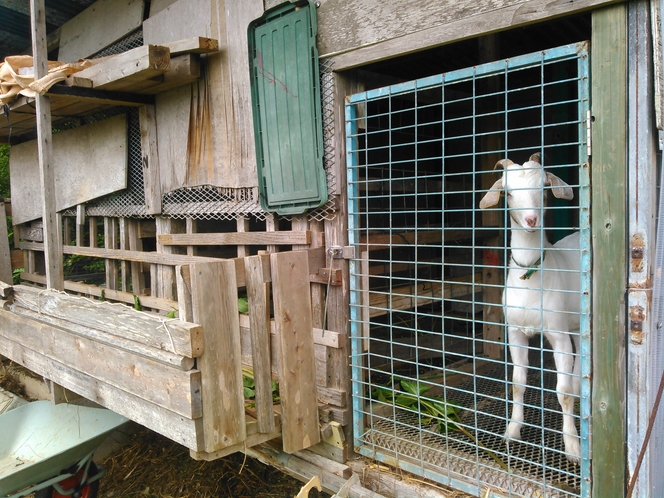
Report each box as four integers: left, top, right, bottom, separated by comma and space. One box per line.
242, 367, 279, 406
372, 378, 509, 471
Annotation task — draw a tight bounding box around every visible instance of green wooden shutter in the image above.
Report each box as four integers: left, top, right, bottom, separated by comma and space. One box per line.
248, 0, 327, 215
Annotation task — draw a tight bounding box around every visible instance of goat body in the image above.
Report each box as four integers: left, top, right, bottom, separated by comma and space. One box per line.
480, 154, 581, 464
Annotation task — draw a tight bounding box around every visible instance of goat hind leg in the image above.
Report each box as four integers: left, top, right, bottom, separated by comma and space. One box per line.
506, 327, 529, 443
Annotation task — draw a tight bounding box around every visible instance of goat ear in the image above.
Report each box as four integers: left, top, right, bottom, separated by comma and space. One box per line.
479, 178, 504, 209
494, 159, 514, 170
545, 172, 574, 200
529, 152, 541, 164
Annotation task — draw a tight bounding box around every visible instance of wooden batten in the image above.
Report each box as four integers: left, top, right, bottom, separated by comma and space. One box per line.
157, 230, 311, 246
270, 251, 320, 454
189, 260, 246, 451
244, 255, 276, 434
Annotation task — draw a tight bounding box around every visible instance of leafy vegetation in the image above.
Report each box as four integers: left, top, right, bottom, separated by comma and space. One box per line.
242, 367, 280, 406
372, 378, 509, 470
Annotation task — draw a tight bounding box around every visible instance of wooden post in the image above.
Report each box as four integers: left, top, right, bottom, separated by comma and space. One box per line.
0, 201, 12, 284
104, 217, 118, 291
591, 5, 627, 497
30, 0, 63, 290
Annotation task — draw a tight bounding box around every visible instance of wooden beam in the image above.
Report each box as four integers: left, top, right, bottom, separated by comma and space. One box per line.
0, 308, 201, 418
157, 231, 311, 246
0, 334, 204, 451
12, 284, 202, 359
138, 54, 201, 95
161, 37, 220, 55
68, 44, 171, 91
271, 251, 320, 453
30, 0, 63, 291
190, 260, 246, 451
0, 202, 12, 284
591, 4, 627, 497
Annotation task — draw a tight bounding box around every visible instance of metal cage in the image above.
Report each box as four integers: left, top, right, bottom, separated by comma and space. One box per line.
347, 42, 591, 497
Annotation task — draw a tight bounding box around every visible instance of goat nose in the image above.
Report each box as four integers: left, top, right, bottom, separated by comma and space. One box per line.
525, 215, 538, 228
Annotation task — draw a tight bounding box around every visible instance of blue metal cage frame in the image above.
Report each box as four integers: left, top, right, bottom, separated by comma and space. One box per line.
347, 42, 591, 497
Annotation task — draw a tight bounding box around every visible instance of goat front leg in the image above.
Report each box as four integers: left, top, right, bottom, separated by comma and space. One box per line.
506, 326, 529, 444
549, 332, 580, 464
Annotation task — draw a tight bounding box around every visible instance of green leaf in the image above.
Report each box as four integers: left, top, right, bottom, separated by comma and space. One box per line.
133, 295, 142, 311
400, 379, 430, 396
244, 386, 255, 398
238, 296, 249, 313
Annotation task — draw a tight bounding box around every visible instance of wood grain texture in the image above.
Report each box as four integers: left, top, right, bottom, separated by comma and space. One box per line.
0, 333, 204, 450
190, 260, 246, 451
322, 0, 622, 69
158, 231, 311, 246
139, 105, 162, 214
244, 255, 276, 434
270, 251, 320, 453
591, 4, 627, 496
12, 284, 202, 358
0, 308, 201, 418
58, 0, 144, 62
10, 114, 128, 225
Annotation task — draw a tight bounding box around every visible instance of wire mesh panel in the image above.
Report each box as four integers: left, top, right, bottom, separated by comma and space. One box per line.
347, 42, 591, 497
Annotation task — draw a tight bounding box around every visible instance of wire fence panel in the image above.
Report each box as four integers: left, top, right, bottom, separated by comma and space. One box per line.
347, 42, 591, 498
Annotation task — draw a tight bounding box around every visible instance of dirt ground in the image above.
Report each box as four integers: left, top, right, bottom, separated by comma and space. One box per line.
97, 426, 327, 498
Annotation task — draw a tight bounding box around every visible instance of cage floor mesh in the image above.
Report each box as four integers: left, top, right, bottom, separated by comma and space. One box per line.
364, 363, 581, 497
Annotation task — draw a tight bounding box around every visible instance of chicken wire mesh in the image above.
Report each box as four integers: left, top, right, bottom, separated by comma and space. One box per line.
347, 42, 591, 497
161, 58, 338, 222
70, 32, 338, 222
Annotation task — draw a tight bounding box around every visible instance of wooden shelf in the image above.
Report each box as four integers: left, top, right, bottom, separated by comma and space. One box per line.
0, 37, 218, 144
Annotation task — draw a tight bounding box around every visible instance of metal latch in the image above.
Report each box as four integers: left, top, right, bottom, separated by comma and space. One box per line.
328, 246, 355, 259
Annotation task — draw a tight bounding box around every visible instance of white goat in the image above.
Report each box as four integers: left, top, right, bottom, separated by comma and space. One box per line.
479, 153, 581, 463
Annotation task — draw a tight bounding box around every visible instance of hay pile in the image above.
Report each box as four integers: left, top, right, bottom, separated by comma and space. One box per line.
98, 427, 326, 498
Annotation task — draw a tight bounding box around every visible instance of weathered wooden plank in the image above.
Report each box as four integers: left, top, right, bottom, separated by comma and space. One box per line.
158, 231, 311, 246
0, 309, 201, 418
0, 202, 12, 284
58, 0, 144, 62
270, 251, 320, 453
10, 114, 128, 225
190, 260, 246, 451
69, 45, 171, 91
143, 0, 212, 45
139, 105, 162, 215
175, 265, 194, 323
591, 4, 627, 496
105, 217, 119, 291
12, 284, 202, 358
322, 0, 623, 69
244, 255, 276, 434
20, 272, 177, 312
126, 219, 146, 296
161, 37, 219, 55
30, 0, 63, 291
0, 335, 204, 450
138, 54, 201, 95
11, 305, 194, 370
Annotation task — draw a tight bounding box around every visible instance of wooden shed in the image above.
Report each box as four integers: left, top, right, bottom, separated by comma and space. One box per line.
0, 0, 662, 496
